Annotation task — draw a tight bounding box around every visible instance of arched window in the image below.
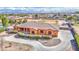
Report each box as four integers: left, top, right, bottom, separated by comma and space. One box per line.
32, 31, 35, 34
48, 31, 52, 35
20, 28, 24, 31
27, 28, 30, 32
53, 31, 57, 34
40, 30, 44, 34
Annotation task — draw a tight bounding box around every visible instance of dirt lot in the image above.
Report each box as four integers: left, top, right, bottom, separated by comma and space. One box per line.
0, 40, 32, 51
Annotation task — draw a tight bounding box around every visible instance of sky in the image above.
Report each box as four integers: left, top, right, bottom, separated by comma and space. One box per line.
0, 0, 78, 7
0, 0, 79, 13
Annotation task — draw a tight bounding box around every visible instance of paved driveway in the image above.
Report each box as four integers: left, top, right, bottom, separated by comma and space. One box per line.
2, 30, 74, 51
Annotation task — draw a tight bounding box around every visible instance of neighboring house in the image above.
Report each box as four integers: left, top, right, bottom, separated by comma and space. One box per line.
8, 16, 27, 23
59, 20, 72, 30
14, 22, 58, 37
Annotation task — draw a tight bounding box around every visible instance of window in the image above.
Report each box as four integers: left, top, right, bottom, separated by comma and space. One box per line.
48, 31, 52, 35
20, 28, 24, 31
32, 31, 35, 34
27, 28, 30, 32
40, 30, 43, 33
25, 28, 27, 31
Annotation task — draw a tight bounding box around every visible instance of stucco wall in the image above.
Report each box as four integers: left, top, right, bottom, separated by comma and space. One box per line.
14, 26, 58, 37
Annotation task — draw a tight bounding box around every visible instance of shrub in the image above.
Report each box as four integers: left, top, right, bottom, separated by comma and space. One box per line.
9, 19, 15, 25
29, 36, 40, 40
75, 33, 79, 48
28, 36, 51, 40
0, 27, 4, 33
13, 30, 17, 33
17, 32, 51, 40
18, 32, 25, 36
7, 29, 17, 34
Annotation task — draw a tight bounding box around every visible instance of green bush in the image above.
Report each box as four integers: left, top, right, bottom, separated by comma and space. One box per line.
29, 36, 40, 40
0, 27, 4, 33
9, 20, 15, 25
42, 36, 51, 39
28, 36, 51, 40
13, 30, 17, 33
7, 29, 17, 34
18, 32, 25, 36
18, 32, 51, 40
75, 33, 79, 47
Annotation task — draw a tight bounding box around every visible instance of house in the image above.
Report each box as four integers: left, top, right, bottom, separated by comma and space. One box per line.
59, 20, 72, 30
14, 22, 58, 37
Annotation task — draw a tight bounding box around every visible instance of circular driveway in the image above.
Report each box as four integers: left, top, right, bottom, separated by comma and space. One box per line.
2, 30, 74, 51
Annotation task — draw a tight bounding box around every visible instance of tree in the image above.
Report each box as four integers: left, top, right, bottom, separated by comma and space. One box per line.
63, 15, 68, 21
64, 14, 78, 24
66, 16, 73, 22
9, 19, 14, 25
0, 15, 9, 28
72, 15, 77, 24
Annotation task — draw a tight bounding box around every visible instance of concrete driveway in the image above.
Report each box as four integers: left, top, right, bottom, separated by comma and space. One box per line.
2, 30, 74, 51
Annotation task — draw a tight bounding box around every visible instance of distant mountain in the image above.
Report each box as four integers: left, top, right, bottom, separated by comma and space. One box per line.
0, 7, 79, 14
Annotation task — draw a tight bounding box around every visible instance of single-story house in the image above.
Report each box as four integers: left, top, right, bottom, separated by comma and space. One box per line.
14, 22, 59, 37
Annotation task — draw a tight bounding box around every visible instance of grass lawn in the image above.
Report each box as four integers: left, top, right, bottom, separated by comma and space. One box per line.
75, 33, 79, 48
